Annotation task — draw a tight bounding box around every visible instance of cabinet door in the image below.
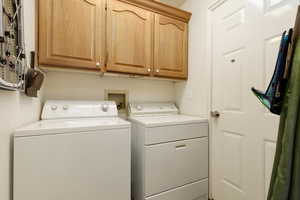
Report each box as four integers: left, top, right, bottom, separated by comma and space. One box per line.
106, 0, 153, 75
154, 15, 188, 79
39, 0, 105, 70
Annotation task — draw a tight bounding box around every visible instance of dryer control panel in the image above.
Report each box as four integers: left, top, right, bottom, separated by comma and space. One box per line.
128, 102, 178, 116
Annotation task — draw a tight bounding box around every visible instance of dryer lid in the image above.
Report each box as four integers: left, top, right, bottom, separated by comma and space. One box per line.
129, 114, 208, 127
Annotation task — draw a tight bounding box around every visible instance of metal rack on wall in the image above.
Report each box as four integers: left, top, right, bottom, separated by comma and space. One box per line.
0, 0, 27, 91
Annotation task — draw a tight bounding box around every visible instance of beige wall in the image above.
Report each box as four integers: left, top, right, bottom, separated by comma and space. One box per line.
159, 0, 186, 7
0, 1, 42, 200
43, 72, 175, 103
0, 0, 209, 199
175, 0, 213, 117
175, 0, 218, 196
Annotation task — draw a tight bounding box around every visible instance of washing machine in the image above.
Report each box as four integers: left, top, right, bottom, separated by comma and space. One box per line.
128, 102, 209, 200
14, 100, 131, 200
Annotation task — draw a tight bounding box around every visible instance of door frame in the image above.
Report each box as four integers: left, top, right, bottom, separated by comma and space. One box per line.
206, 0, 229, 199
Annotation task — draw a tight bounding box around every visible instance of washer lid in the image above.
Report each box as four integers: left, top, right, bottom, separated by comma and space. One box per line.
42, 100, 118, 120
14, 117, 131, 137
129, 114, 208, 127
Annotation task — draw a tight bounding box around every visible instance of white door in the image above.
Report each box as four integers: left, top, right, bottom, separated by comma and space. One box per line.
211, 0, 298, 200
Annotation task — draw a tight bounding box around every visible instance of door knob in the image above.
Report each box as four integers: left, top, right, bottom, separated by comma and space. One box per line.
211, 111, 220, 118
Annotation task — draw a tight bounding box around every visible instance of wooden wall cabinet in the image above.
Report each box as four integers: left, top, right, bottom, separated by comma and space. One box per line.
39, 0, 105, 70
106, 0, 153, 75
154, 15, 188, 79
38, 0, 191, 79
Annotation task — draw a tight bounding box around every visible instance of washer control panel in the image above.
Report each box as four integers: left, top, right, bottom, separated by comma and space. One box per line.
42, 100, 118, 120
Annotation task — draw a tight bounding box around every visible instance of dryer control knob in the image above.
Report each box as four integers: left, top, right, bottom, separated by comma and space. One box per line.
63, 105, 69, 110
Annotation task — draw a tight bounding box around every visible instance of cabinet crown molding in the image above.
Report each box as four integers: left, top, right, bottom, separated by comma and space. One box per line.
117, 0, 192, 22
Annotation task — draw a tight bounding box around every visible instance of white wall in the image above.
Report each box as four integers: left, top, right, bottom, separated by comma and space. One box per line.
0, 1, 42, 200
43, 72, 175, 103
175, 0, 213, 117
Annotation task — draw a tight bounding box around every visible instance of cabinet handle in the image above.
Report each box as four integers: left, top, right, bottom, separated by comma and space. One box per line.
156, 69, 160, 73
147, 68, 151, 72
96, 62, 101, 67
175, 144, 187, 150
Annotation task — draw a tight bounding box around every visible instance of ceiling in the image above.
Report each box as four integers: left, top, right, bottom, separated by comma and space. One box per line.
159, 0, 186, 7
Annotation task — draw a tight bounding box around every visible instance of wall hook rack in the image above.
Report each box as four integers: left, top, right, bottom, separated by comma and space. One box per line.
0, 0, 27, 91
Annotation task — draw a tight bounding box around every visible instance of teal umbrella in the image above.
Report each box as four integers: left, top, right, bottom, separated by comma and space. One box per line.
252, 30, 292, 115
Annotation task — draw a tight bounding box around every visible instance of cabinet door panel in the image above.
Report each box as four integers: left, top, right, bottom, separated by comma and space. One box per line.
39, 0, 104, 70
107, 0, 153, 75
145, 137, 208, 196
154, 15, 188, 79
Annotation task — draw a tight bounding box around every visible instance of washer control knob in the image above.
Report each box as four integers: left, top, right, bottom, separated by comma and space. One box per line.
63, 105, 69, 110
51, 105, 58, 111
102, 104, 109, 112
136, 105, 143, 111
